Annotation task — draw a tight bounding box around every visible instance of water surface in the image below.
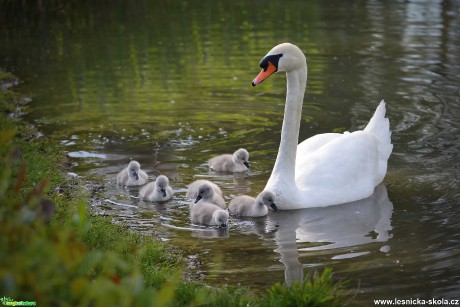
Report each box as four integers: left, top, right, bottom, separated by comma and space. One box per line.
1, 0, 459, 304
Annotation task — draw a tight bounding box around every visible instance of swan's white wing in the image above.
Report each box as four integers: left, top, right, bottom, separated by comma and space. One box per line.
296, 133, 343, 166
295, 131, 380, 204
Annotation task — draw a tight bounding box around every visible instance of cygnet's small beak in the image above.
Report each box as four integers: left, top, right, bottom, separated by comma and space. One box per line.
133, 172, 139, 180
160, 188, 167, 197
194, 195, 202, 203
270, 202, 279, 212
243, 161, 250, 169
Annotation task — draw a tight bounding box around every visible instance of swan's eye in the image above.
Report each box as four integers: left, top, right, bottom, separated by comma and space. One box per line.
260, 62, 269, 72
259, 54, 283, 72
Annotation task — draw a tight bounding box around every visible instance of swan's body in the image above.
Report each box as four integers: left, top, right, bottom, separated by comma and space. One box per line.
190, 201, 229, 227
208, 148, 250, 172
186, 180, 226, 209
252, 43, 392, 210
116, 160, 148, 186
229, 191, 278, 217
139, 175, 174, 202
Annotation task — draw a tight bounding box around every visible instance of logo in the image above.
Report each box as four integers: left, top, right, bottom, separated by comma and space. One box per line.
0, 296, 37, 306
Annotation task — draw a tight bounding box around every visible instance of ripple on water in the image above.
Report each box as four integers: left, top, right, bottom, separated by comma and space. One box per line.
9, 0, 460, 302
67, 151, 107, 159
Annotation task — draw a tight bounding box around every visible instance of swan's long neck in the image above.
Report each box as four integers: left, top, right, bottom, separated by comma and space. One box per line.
270, 67, 307, 185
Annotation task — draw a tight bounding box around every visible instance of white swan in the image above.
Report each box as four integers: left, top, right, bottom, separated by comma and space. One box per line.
208, 148, 250, 172
186, 180, 226, 209
116, 160, 148, 186
139, 175, 174, 202
228, 191, 278, 217
252, 43, 392, 209
190, 201, 229, 228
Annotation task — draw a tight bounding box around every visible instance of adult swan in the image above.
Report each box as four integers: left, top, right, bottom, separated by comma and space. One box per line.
252, 43, 392, 210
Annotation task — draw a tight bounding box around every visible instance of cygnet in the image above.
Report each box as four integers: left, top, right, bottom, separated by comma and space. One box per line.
228, 191, 278, 217
116, 160, 148, 186
139, 175, 173, 202
186, 180, 226, 209
208, 148, 250, 172
190, 201, 229, 228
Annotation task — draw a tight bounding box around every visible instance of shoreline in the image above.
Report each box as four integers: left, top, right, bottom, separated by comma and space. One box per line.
0, 70, 348, 306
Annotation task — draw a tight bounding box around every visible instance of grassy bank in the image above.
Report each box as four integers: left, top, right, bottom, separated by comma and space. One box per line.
0, 71, 349, 306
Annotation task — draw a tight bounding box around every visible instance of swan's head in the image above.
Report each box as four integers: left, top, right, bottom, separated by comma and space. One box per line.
128, 161, 141, 180
213, 210, 229, 228
194, 183, 214, 203
156, 175, 169, 197
233, 148, 250, 169
257, 191, 279, 212
252, 43, 306, 86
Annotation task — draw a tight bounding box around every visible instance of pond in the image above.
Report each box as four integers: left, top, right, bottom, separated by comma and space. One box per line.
1, 0, 459, 304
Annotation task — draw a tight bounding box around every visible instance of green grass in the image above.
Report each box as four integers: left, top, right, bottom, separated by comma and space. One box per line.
0, 71, 349, 306
262, 268, 348, 307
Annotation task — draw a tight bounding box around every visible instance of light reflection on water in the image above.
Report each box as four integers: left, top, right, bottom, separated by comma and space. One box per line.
269, 184, 393, 285
2, 0, 460, 304
85, 149, 395, 295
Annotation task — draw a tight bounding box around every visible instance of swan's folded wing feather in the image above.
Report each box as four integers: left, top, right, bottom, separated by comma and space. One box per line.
296, 133, 342, 167
295, 131, 380, 203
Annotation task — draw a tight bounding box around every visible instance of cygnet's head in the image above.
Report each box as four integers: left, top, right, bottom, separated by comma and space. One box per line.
194, 183, 214, 203
233, 148, 250, 169
128, 161, 141, 180
252, 43, 306, 86
258, 191, 278, 212
156, 175, 169, 197
213, 210, 229, 228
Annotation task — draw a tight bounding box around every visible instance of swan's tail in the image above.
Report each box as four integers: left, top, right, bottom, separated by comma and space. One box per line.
364, 100, 393, 183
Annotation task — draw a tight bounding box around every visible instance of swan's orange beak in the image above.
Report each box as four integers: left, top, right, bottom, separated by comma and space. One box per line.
252, 61, 277, 86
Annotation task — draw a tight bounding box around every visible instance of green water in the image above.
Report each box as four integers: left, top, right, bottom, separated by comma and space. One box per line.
2, 0, 459, 304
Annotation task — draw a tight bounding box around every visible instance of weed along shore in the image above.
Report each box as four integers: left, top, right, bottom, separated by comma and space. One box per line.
0, 72, 349, 306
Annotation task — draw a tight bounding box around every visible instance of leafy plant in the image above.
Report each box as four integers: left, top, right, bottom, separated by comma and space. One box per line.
262, 268, 349, 307
0, 73, 350, 306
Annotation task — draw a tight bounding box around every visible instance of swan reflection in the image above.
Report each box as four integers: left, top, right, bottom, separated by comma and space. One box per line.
267, 184, 393, 284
